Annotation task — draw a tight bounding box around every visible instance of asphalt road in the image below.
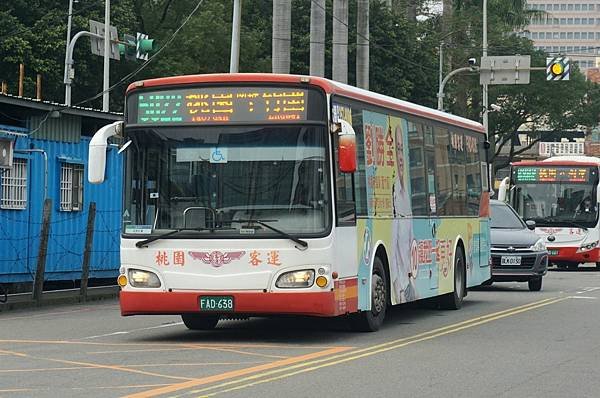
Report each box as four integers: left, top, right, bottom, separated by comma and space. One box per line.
1, 266, 600, 398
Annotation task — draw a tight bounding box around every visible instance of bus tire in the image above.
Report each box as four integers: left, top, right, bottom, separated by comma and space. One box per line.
181, 314, 219, 330
438, 246, 465, 310
596, 262, 600, 270
350, 257, 388, 332
528, 278, 542, 291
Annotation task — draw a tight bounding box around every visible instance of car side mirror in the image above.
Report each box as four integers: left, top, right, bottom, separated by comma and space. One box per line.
525, 220, 536, 230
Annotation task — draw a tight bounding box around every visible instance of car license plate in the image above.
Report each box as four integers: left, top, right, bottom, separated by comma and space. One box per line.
500, 256, 521, 266
199, 296, 234, 311
548, 249, 559, 256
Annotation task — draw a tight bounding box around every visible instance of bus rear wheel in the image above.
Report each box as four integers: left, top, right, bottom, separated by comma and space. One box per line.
350, 257, 388, 332
438, 246, 465, 310
181, 314, 219, 330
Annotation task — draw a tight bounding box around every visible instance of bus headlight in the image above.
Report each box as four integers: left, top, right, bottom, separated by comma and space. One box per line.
529, 239, 546, 252
276, 270, 315, 288
578, 241, 598, 253
128, 269, 161, 288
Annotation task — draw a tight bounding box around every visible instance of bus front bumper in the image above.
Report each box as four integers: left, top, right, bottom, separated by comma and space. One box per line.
547, 247, 599, 264
119, 290, 341, 317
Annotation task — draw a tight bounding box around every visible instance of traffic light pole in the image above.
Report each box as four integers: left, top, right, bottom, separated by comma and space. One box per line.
437, 66, 478, 112
64, 30, 104, 107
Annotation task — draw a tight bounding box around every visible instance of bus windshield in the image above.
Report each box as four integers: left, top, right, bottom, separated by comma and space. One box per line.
512, 182, 598, 228
122, 125, 331, 237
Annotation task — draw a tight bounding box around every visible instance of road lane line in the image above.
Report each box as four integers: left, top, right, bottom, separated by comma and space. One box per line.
81, 322, 184, 339
180, 297, 567, 397
122, 346, 353, 398
0, 339, 331, 350
568, 296, 598, 299
0, 349, 28, 357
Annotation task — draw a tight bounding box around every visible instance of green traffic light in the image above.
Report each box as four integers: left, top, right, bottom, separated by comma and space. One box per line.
138, 39, 154, 54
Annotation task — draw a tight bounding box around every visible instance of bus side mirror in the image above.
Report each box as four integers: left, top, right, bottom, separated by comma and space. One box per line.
88, 121, 123, 184
597, 184, 600, 204
334, 120, 357, 173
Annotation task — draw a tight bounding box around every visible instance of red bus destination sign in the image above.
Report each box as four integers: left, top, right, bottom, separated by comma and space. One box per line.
134, 87, 307, 124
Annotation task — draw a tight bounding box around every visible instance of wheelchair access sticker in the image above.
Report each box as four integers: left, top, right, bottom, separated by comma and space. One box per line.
210, 147, 228, 163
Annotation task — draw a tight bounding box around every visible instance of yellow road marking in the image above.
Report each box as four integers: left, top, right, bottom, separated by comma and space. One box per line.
123, 346, 353, 398
194, 346, 289, 360
178, 297, 567, 397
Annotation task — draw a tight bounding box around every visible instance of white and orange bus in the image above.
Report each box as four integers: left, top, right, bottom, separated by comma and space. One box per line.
89, 74, 491, 331
499, 156, 600, 270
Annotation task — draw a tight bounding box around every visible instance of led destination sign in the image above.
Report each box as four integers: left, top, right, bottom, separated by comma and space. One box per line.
514, 166, 592, 183
134, 87, 308, 125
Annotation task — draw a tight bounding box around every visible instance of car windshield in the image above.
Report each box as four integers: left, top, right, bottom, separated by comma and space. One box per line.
122, 125, 331, 237
490, 203, 525, 229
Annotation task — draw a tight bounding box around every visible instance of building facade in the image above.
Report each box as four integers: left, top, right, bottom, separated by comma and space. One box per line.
521, 1, 600, 74
0, 94, 122, 285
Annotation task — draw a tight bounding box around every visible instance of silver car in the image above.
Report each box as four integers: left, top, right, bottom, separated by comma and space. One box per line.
487, 200, 549, 291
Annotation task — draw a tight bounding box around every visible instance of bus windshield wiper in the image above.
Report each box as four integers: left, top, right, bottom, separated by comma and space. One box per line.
135, 227, 233, 248
231, 219, 308, 250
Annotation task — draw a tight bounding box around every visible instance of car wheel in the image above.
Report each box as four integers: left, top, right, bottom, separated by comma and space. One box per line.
181, 314, 219, 330
438, 246, 465, 310
528, 278, 542, 291
567, 263, 579, 270
350, 257, 388, 332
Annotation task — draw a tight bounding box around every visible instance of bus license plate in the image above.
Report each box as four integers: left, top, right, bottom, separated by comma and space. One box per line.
501, 256, 521, 266
548, 249, 559, 256
199, 296, 234, 311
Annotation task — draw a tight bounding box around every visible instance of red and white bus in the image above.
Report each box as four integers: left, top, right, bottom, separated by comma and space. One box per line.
89, 74, 491, 331
499, 156, 600, 270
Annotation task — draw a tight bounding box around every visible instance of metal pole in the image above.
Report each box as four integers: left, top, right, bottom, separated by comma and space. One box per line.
64, 0, 74, 105
438, 41, 444, 110
80, 202, 96, 301
230, 0, 242, 73
438, 67, 476, 111
65, 31, 103, 107
102, 0, 110, 112
482, 0, 488, 136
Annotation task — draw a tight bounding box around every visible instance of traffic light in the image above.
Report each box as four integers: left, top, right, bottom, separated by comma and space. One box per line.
546, 57, 570, 81
118, 34, 137, 61
136, 33, 154, 61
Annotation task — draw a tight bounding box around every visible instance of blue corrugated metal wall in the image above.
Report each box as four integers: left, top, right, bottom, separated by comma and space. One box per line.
0, 133, 122, 283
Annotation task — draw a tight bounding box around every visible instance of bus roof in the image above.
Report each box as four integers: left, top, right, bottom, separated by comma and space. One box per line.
512, 156, 600, 167
127, 73, 485, 134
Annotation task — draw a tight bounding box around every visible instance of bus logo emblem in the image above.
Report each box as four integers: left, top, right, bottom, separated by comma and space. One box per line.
189, 251, 246, 267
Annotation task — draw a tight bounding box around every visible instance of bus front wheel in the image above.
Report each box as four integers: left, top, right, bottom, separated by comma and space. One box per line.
350, 257, 388, 332
438, 246, 465, 310
181, 314, 219, 330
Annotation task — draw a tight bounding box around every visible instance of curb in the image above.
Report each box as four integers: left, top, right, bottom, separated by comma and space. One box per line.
0, 285, 119, 312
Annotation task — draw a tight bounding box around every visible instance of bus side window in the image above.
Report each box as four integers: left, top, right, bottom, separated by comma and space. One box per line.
408, 122, 428, 216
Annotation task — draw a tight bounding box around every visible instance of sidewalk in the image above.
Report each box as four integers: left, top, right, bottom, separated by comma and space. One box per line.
0, 285, 119, 312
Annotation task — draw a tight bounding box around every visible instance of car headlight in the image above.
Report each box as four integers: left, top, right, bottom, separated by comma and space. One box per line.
529, 239, 546, 252
578, 240, 598, 252
128, 269, 161, 288
275, 270, 315, 288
